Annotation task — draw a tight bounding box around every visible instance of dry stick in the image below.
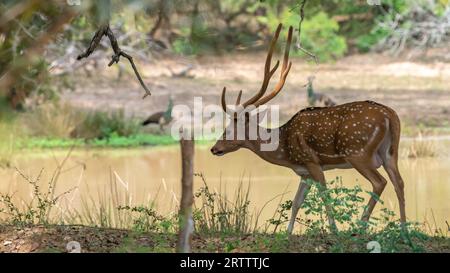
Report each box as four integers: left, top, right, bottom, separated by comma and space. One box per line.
295, 0, 318, 64
177, 130, 195, 253
76, 25, 151, 99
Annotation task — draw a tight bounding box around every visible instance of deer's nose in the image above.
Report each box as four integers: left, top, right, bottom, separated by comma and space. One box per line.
210, 147, 224, 156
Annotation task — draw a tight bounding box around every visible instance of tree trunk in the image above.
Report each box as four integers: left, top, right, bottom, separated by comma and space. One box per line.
176, 135, 195, 253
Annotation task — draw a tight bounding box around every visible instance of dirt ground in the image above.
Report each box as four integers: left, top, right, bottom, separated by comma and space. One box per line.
0, 225, 127, 253
1, 225, 449, 253
60, 52, 450, 128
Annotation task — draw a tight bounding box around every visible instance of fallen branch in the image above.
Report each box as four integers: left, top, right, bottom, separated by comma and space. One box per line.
77, 24, 151, 98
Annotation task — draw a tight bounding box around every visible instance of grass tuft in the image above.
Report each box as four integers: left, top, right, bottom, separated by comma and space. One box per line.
404, 133, 437, 158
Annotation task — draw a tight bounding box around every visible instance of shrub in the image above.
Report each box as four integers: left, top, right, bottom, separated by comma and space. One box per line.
404, 134, 437, 158
269, 177, 427, 252
298, 177, 365, 234
0, 161, 74, 226
369, 0, 450, 54
22, 103, 83, 139
117, 205, 175, 233
356, 28, 389, 53
173, 37, 198, 56
263, 10, 347, 61
74, 109, 141, 139
22, 103, 141, 140
193, 173, 254, 235
299, 12, 347, 61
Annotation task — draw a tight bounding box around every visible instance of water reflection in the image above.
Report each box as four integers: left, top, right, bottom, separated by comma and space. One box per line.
0, 142, 449, 232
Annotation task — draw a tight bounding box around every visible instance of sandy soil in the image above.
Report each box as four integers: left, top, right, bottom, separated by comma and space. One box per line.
1, 225, 448, 253
61, 52, 450, 127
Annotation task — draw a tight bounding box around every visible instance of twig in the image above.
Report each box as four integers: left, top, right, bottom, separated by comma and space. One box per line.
295, 0, 318, 64
14, 18, 36, 40
77, 25, 151, 99
14, 167, 44, 185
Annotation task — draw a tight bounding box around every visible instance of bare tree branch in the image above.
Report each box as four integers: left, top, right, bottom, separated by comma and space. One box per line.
374, 4, 450, 56
77, 25, 151, 99
295, 0, 318, 64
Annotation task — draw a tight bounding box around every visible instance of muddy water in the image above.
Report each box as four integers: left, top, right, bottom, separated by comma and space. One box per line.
1, 141, 449, 232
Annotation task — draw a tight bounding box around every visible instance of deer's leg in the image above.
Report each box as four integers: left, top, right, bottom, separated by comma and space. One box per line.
377, 120, 407, 225
304, 163, 337, 232
347, 159, 387, 222
383, 160, 406, 224
287, 177, 311, 234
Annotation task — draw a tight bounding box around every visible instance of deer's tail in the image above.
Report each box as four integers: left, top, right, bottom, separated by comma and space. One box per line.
387, 109, 401, 161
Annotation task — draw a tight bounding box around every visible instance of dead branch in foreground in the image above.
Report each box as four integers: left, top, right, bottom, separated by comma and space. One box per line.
177, 130, 195, 253
77, 24, 151, 99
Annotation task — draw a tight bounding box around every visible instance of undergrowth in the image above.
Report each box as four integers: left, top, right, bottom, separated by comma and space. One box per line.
0, 164, 448, 253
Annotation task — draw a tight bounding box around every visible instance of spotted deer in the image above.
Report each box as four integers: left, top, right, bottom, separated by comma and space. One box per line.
210, 24, 406, 234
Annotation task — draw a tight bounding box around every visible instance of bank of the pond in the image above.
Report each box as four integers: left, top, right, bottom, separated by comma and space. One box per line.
14, 134, 215, 149
10, 133, 450, 151
7, 125, 450, 150
0, 225, 449, 253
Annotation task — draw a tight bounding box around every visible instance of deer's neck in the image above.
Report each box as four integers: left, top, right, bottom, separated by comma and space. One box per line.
243, 125, 292, 168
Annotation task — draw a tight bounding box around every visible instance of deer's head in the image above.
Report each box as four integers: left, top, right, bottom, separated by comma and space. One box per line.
211, 24, 292, 156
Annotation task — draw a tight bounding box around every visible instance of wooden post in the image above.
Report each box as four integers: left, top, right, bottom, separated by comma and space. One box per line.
176, 133, 195, 253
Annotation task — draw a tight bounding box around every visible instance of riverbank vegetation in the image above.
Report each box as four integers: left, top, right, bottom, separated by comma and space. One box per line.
1, 99, 449, 151
0, 161, 448, 253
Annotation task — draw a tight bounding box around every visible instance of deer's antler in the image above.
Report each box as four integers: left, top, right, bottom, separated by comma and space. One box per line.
221, 87, 243, 115
252, 25, 292, 107
220, 23, 293, 114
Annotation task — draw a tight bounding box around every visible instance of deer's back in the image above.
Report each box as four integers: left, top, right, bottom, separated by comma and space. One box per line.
284, 101, 398, 164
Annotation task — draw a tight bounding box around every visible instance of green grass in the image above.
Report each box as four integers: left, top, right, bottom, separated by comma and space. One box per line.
16, 134, 177, 149
7, 115, 450, 151
11, 125, 450, 150
15, 134, 215, 149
